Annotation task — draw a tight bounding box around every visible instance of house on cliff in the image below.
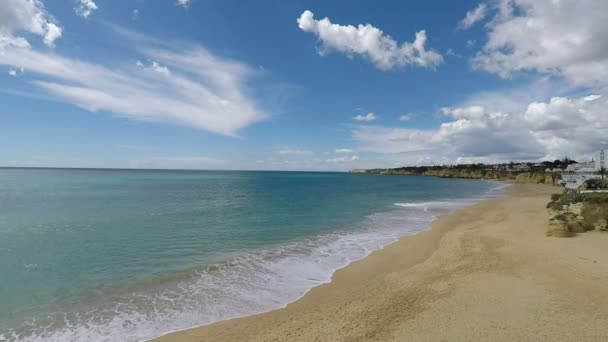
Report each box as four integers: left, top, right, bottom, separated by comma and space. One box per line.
561, 150, 607, 188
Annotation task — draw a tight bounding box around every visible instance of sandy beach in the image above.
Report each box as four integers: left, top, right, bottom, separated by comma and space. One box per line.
156, 184, 608, 342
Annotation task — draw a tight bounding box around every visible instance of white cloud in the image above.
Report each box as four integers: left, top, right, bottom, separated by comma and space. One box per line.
458, 3, 487, 30
0, 0, 63, 48
277, 148, 313, 155
440, 105, 486, 120
446, 48, 462, 59
524, 94, 602, 131
177, 0, 192, 8
326, 155, 359, 163
334, 148, 353, 154
75, 0, 98, 19
473, 0, 608, 87
150, 61, 170, 75
297, 10, 443, 71
8, 69, 17, 76
136, 60, 170, 75
0, 31, 267, 136
398, 113, 414, 121
132, 9, 139, 21
353, 112, 377, 121
353, 91, 608, 165
42, 23, 62, 47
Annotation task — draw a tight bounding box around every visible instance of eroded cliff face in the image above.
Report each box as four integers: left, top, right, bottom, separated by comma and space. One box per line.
546, 192, 608, 237
353, 167, 560, 185
513, 172, 558, 185
421, 169, 558, 185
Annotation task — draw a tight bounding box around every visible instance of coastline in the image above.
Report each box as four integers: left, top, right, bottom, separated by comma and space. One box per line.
1, 174, 505, 341
156, 183, 608, 341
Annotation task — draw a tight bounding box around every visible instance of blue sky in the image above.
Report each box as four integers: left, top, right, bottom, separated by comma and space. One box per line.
1, 0, 607, 170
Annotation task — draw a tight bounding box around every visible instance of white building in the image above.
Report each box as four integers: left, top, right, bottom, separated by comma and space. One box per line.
596, 150, 607, 171
561, 151, 606, 188
565, 161, 596, 173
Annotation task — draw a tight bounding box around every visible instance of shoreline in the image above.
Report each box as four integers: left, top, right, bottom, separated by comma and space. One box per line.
2, 177, 505, 342
152, 184, 510, 341
150, 181, 508, 341
156, 183, 608, 341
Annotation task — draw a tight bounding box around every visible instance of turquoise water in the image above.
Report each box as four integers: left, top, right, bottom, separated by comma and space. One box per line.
0, 168, 506, 341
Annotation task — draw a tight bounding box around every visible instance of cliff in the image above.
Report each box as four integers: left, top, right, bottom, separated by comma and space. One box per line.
546, 191, 608, 237
353, 167, 559, 185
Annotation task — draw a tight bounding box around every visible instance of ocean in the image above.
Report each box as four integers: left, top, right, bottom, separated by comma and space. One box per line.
0, 168, 507, 341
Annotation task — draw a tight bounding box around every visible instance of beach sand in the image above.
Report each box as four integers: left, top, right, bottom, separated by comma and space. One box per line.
155, 184, 608, 342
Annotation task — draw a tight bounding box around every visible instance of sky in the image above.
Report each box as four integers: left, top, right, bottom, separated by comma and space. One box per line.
1, 0, 607, 171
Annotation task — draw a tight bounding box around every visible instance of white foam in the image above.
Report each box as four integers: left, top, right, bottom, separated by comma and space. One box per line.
4, 181, 509, 342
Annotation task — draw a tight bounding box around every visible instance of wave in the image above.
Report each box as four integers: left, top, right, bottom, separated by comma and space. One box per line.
4, 181, 508, 342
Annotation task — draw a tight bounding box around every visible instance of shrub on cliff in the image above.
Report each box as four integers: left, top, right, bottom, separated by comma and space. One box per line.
583, 179, 608, 190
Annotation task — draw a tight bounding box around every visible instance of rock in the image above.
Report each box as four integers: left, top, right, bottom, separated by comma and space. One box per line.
569, 203, 583, 216
567, 220, 586, 233
546, 221, 572, 237
595, 219, 608, 231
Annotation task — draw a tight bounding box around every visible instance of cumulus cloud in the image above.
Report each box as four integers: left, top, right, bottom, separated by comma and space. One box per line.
0, 29, 267, 136
334, 148, 353, 154
458, 3, 487, 30
354, 92, 608, 165
75, 0, 97, 19
297, 10, 443, 71
524, 94, 604, 135
353, 112, 377, 121
473, 0, 608, 87
0, 0, 63, 48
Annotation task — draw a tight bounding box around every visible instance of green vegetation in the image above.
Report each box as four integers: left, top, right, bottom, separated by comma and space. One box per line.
582, 178, 608, 190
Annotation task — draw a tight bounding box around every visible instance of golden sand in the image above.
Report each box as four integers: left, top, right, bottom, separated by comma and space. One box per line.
155, 184, 608, 342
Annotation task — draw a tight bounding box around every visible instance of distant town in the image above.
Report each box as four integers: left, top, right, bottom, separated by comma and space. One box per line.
351, 150, 608, 190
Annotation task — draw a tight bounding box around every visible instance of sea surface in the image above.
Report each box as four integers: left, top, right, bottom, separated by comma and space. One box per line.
0, 168, 508, 341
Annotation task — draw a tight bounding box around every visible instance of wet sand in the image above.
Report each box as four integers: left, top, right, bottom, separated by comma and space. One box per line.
156, 184, 608, 342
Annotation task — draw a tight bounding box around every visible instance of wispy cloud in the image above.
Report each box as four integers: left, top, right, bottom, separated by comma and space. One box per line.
176, 0, 192, 8
458, 3, 487, 30
398, 113, 414, 121
353, 112, 377, 121
326, 155, 359, 163
277, 148, 314, 155
0, 27, 268, 136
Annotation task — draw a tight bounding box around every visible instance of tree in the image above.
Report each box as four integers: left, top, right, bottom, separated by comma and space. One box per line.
601, 167, 607, 180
